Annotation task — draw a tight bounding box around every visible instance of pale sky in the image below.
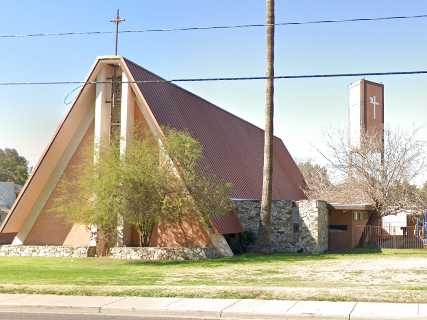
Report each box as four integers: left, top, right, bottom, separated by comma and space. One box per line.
0, 0, 426, 183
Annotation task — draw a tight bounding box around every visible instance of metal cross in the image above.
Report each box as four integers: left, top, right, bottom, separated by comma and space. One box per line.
369, 96, 379, 120
110, 9, 126, 56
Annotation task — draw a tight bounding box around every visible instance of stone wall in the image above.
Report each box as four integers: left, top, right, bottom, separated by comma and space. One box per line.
0, 198, 330, 257
0, 245, 89, 258
110, 247, 220, 261
234, 199, 328, 253
297, 200, 329, 253
234, 200, 294, 251
0, 245, 220, 261
317, 201, 329, 252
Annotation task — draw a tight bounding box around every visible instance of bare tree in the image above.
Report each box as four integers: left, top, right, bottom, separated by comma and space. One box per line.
258, 0, 275, 250
298, 160, 332, 199
318, 128, 426, 218
421, 182, 427, 203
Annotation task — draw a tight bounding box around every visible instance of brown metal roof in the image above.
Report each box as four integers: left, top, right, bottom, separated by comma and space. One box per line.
211, 211, 243, 235
124, 58, 306, 201
0, 232, 15, 245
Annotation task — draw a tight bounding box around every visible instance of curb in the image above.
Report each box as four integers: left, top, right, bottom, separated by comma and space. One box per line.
0, 294, 425, 319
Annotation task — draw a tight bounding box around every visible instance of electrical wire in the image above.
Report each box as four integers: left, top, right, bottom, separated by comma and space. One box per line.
123, 14, 427, 33
1, 13, 427, 38
2, 70, 427, 86
63, 85, 84, 105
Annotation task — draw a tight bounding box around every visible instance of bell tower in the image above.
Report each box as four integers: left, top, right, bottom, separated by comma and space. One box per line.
348, 79, 384, 153
93, 58, 135, 247
94, 60, 135, 158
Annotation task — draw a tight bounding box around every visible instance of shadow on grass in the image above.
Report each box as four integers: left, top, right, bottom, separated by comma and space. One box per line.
126, 252, 336, 267
329, 248, 427, 256
125, 247, 411, 267
327, 248, 382, 255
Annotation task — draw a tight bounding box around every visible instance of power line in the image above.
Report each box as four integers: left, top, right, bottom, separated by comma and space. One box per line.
123, 14, 427, 33
2, 70, 427, 86
2, 13, 427, 39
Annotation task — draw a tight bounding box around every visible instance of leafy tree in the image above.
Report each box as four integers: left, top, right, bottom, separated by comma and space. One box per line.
53, 143, 122, 255
52, 128, 233, 253
0, 148, 28, 185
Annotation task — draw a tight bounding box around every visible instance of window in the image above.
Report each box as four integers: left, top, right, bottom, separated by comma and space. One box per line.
110, 72, 122, 145
353, 212, 360, 221
353, 212, 368, 221
329, 224, 348, 231
292, 205, 300, 234
293, 223, 300, 233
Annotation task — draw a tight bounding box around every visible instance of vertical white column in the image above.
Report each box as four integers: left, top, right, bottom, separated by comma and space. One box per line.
119, 72, 134, 156
117, 71, 134, 247
93, 65, 112, 249
94, 66, 112, 159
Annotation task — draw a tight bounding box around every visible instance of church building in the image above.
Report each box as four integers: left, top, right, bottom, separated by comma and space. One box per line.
0, 56, 307, 256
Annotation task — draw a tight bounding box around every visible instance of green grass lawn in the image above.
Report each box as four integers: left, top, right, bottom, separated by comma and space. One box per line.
0, 249, 426, 303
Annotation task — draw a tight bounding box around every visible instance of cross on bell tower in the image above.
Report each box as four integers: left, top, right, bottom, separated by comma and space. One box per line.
369, 96, 379, 120
110, 9, 126, 56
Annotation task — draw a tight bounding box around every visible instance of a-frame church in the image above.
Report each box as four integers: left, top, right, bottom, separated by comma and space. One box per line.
0, 56, 306, 252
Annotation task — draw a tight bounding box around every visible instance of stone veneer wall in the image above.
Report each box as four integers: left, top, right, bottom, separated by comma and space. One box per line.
0, 245, 220, 261
297, 200, 329, 253
110, 247, 220, 261
0, 245, 89, 258
0, 199, 329, 257
234, 199, 328, 253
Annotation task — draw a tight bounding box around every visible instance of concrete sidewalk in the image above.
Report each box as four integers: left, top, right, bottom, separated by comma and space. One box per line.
0, 294, 425, 319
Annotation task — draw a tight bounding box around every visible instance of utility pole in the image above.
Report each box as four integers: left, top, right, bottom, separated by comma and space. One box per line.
110, 9, 126, 56
258, 0, 275, 251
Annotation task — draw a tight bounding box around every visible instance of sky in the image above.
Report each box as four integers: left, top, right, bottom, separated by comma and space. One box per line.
0, 0, 427, 182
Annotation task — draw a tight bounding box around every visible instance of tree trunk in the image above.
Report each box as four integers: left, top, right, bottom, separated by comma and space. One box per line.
96, 227, 114, 257
137, 221, 155, 247
258, 0, 275, 251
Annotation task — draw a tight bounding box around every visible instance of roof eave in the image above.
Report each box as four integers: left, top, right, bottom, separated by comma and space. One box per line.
329, 203, 375, 211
